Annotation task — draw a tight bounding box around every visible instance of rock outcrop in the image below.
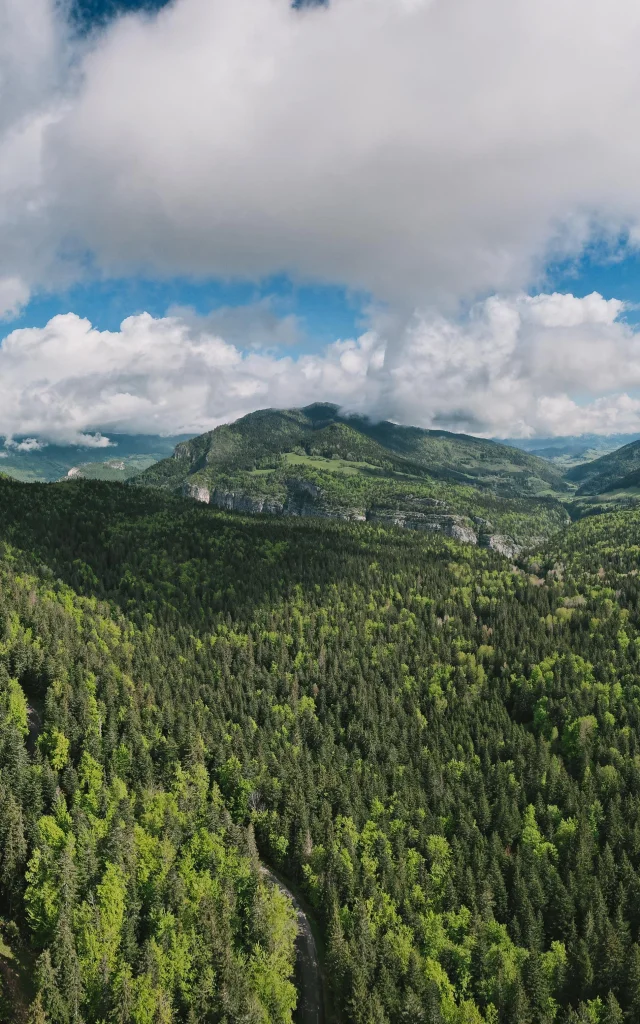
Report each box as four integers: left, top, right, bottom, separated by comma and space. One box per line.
183, 483, 212, 504
482, 533, 522, 558
183, 478, 523, 554
183, 480, 365, 520
367, 509, 478, 543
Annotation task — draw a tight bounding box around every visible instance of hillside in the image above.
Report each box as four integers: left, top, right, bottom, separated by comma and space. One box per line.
564, 438, 640, 494
135, 404, 571, 552
140, 404, 568, 492
0, 477, 639, 1021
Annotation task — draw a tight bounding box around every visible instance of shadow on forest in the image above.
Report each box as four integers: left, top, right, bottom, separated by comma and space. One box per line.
0, 479, 439, 633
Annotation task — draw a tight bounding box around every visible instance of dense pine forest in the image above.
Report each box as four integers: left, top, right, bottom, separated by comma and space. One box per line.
0, 478, 640, 1021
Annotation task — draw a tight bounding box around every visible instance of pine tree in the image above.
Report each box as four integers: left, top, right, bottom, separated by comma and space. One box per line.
35, 951, 67, 1024
601, 991, 624, 1024
27, 994, 49, 1024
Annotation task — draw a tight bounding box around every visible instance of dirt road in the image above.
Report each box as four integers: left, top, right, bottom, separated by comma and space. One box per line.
262, 867, 325, 1024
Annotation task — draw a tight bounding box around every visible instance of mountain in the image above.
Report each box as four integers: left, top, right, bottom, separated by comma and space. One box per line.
140, 403, 568, 492
0, 433, 193, 483
564, 437, 640, 494
0, 475, 640, 1020
135, 404, 571, 551
502, 431, 640, 469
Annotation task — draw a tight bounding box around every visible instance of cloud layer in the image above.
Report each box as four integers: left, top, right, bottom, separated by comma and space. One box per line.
5, 0, 640, 304
2, 292, 640, 443
5, 1, 640, 441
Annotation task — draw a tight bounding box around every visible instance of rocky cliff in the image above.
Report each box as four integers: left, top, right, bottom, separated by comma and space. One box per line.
180, 479, 525, 550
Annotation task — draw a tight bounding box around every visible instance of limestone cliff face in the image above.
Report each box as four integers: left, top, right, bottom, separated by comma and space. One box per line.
481, 533, 522, 558
183, 483, 284, 514
183, 483, 212, 503
183, 480, 364, 520
182, 479, 521, 553
212, 489, 286, 515
366, 509, 478, 543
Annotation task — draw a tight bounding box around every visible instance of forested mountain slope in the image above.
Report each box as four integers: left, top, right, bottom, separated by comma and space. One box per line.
565, 439, 640, 495
134, 405, 570, 552
138, 404, 567, 495
0, 502, 297, 1022
138, 404, 566, 493
0, 478, 639, 1021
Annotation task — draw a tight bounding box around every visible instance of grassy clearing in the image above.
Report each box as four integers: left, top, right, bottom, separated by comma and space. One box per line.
283, 453, 384, 475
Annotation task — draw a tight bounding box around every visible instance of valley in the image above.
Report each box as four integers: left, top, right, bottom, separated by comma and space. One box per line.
1, 413, 640, 1021
0, 471, 638, 1020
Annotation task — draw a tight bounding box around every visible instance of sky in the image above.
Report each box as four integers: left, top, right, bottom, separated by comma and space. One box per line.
4, 0, 640, 442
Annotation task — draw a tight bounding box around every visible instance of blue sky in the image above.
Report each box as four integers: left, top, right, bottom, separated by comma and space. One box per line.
4, 0, 640, 442
8, 276, 367, 357
7, 250, 640, 361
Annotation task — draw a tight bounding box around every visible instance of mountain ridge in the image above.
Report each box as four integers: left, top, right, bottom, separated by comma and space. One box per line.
565, 437, 640, 494
137, 403, 569, 492
133, 403, 571, 552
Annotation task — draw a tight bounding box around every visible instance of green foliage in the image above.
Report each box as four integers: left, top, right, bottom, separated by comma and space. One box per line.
0, 522, 297, 1022
566, 437, 640, 494
2, 477, 640, 1021
135, 404, 571, 547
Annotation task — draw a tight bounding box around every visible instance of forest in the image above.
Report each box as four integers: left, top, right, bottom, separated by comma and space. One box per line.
0, 477, 639, 1021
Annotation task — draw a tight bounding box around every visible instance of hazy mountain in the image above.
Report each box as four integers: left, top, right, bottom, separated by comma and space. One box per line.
0, 434, 193, 483
564, 438, 640, 495
503, 432, 640, 469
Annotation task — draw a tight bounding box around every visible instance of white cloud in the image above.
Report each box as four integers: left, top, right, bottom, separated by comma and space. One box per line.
5, 2, 640, 441
374, 293, 640, 436
5, 0, 640, 304
4, 437, 47, 452
167, 298, 304, 349
2, 292, 640, 441
0, 278, 30, 321
0, 0, 67, 292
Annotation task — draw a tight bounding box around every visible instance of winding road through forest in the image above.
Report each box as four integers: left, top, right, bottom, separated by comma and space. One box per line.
262, 867, 326, 1024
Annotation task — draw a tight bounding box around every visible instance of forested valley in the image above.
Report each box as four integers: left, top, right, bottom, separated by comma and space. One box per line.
0, 478, 639, 1022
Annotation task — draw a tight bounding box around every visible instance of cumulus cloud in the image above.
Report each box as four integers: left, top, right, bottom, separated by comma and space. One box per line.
0, 0, 67, 292
2, 292, 640, 442
6, 1, 640, 441
5, 0, 640, 303
375, 293, 640, 436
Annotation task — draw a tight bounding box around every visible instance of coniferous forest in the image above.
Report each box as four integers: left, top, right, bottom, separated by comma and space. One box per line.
0, 478, 640, 1022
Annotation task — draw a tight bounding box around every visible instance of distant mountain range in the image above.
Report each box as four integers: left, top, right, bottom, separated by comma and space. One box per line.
502, 432, 640, 468
564, 438, 640, 495
0, 434, 192, 483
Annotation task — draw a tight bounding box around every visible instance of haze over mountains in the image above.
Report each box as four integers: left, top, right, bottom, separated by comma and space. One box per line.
0, 434, 191, 483
503, 433, 640, 469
